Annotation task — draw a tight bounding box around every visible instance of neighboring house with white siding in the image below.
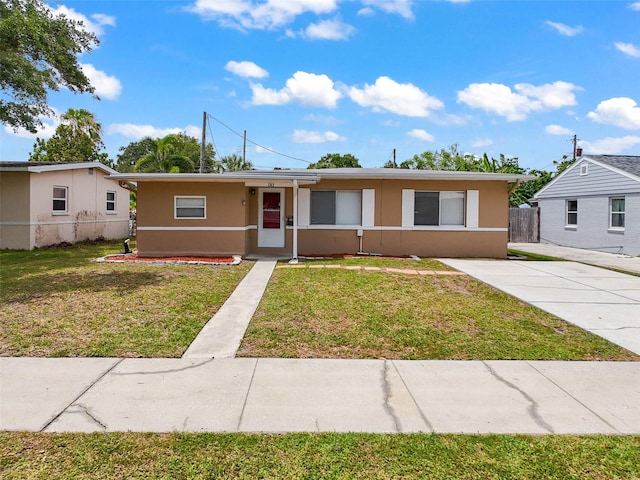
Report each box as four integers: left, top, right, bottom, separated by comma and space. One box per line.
0, 162, 131, 249
533, 155, 640, 256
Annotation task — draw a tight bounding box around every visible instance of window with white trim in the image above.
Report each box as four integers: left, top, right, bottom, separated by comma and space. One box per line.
106, 191, 116, 213
52, 186, 68, 213
610, 197, 625, 229
566, 199, 577, 226
310, 190, 361, 225
414, 191, 465, 226
175, 196, 206, 219
580, 164, 588, 176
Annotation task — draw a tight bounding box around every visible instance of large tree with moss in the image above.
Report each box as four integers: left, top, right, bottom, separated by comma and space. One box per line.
0, 0, 98, 133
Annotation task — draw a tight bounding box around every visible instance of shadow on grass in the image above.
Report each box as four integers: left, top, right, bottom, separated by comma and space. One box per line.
1, 270, 165, 305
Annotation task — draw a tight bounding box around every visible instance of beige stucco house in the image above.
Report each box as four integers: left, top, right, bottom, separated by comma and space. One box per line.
110, 168, 533, 259
0, 162, 131, 249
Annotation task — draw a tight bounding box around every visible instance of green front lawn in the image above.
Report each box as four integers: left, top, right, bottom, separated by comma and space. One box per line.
0, 242, 252, 357
1, 432, 639, 479
238, 265, 638, 360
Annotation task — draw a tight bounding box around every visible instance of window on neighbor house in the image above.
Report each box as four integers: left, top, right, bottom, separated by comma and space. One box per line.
52, 186, 68, 213
414, 191, 465, 226
610, 197, 625, 229
175, 196, 206, 219
310, 190, 361, 225
566, 199, 578, 226
106, 191, 116, 213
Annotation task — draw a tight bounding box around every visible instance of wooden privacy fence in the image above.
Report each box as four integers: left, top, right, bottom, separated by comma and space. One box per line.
509, 207, 539, 243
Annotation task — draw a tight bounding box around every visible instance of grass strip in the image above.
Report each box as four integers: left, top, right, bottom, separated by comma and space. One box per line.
1, 432, 639, 480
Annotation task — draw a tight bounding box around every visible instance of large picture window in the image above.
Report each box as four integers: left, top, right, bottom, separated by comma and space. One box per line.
52, 186, 68, 213
414, 191, 465, 226
310, 190, 361, 225
610, 197, 625, 229
175, 196, 206, 219
566, 199, 577, 226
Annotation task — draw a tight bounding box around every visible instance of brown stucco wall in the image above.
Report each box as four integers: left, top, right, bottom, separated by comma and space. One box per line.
134, 177, 510, 258
136, 181, 248, 256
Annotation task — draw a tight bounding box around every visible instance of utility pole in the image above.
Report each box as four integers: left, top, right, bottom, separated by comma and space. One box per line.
199, 111, 206, 173
243, 130, 247, 165
393, 148, 397, 167
572, 134, 577, 160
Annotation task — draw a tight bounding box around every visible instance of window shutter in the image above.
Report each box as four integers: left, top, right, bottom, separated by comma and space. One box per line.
466, 190, 479, 228
402, 189, 414, 227
362, 189, 375, 227
298, 188, 310, 227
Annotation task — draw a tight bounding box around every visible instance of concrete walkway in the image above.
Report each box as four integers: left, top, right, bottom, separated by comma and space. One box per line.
510, 242, 640, 274
182, 260, 277, 359
2, 357, 639, 434
441, 259, 640, 355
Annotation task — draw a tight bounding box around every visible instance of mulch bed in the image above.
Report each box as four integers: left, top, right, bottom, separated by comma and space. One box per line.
96, 253, 241, 265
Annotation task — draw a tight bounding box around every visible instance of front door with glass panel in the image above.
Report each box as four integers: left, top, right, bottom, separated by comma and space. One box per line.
258, 188, 285, 247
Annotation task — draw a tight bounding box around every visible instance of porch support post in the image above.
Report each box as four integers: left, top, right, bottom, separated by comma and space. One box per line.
292, 179, 298, 260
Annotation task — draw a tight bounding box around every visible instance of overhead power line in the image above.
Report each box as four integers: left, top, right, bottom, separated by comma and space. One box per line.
206, 114, 312, 165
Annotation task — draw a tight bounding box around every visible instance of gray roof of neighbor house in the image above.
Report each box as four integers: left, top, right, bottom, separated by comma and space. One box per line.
0, 161, 118, 175
589, 155, 640, 178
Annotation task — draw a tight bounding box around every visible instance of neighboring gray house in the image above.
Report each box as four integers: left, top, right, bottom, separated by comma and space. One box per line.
533, 155, 640, 256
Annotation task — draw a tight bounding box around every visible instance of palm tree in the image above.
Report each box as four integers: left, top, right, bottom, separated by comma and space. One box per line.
220, 153, 253, 172
60, 108, 103, 143
135, 134, 195, 173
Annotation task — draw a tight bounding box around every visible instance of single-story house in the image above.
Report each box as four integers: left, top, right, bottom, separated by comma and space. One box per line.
0, 161, 131, 249
533, 154, 640, 256
109, 168, 533, 259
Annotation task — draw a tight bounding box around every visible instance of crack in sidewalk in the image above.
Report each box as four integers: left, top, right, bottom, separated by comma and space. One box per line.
40, 358, 123, 432
483, 362, 554, 433
381, 361, 401, 432
111, 358, 216, 376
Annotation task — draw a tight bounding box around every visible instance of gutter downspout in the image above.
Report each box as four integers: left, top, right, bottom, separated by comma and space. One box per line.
292, 179, 298, 262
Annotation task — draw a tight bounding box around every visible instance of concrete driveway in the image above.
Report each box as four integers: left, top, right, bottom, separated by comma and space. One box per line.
441, 259, 640, 355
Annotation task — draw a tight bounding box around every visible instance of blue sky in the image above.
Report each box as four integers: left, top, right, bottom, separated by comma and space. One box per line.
2, 0, 640, 171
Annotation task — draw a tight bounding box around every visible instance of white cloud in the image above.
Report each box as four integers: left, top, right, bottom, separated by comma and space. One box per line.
251, 71, 342, 108
581, 136, 640, 154
360, 0, 414, 20
471, 138, 493, 148
3, 109, 60, 139
91, 13, 116, 27
291, 129, 346, 143
614, 42, 640, 58
49, 5, 115, 38
304, 113, 342, 125
225, 60, 269, 78
406, 129, 435, 142
187, 0, 339, 30
630, 2, 640, 11
457, 81, 580, 121
348, 76, 443, 117
80, 64, 122, 100
587, 97, 640, 129
302, 19, 355, 40
107, 123, 201, 139
515, 81, 580, 109
546, 20, 583, 37
545, 124, 574, 135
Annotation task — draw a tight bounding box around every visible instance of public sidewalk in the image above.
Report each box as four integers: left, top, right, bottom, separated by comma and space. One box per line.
1, 357, 639, 434
509, 242, 640, 274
